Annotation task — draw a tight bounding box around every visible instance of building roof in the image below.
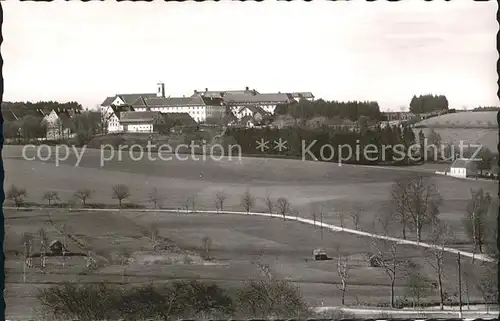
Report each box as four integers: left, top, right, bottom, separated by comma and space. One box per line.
100, 96, 115, 107
163, 112, 197, 126
101, 93, 157, 107
238, 105, 269, 116
224, 93, 293, 104
450, 158, 478, 169
289, 92, 315, 99
119, 111, 162, 124
142, 94, 223, 107
193, 88, 259, 98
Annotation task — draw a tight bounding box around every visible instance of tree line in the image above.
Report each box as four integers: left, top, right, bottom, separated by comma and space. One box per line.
274, 99, 383, 121
409, 94, 449, 114
225, 125, 417, 165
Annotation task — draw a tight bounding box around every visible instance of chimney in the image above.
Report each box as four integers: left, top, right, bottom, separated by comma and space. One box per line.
157, 82, 165, 98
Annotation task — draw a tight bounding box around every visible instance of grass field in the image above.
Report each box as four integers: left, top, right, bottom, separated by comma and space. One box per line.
3, 145, 498, 318
412, 111, 498, 151
4, 208, 493, 319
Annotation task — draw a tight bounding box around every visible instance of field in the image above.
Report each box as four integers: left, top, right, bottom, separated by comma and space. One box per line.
412, 111, 498, 151
3, 145, 498, 318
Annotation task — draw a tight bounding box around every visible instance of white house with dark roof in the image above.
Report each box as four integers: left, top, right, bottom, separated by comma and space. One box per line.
119, 111, 164, 133
449, 158, 478, 178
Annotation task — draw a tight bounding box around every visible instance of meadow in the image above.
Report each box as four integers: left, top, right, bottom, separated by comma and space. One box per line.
412, 111, 498, 152
3, 145, 498, 318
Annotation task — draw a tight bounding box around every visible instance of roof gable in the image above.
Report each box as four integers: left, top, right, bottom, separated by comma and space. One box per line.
451, 158, 478, 169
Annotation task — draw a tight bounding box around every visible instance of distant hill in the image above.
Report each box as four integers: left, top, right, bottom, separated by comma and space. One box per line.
412, 111, 497, 153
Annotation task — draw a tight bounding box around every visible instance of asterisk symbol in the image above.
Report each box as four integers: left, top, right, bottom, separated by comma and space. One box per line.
256, 138, 270, 152
274, 138, 287, 152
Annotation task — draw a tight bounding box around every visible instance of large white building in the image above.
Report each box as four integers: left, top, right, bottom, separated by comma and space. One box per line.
100, 83, 225, 133
193, 87, 309, 117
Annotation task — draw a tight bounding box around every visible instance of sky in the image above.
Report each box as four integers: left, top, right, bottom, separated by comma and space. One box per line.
2, 1, 499, 111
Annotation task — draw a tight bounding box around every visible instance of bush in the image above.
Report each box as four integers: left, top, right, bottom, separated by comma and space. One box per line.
236, 279, 310, 319
37, 282, 119, 321
37, 280, 235, 321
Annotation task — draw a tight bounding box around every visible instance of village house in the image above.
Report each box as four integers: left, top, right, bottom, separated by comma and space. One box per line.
119, 111, 165, 133
448, 158, 478, 178
40, 108, 80, 140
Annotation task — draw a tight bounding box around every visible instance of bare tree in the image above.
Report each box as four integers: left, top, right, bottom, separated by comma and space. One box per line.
111, 184, 130, 208
202, 236, 212, 259
349, 206, 362, 230
337, 211, 345, 229
371, 238, 407, 308
74, 188, 93, 206
371, 213, 406, 308
38, 228, 48, 269
190, 195, 196, 212
425, 220, 453, 310
336, 250, 350, 305
215, 191, 227, 212
276, 197, 291, 221
463, 188, 491, 254
241, 189, 255, 214
42, 191, 60, 206
148, 187, 163, 209
475, 265, 497, 313
148, 223, 159, 243
405, 262, 434, 308
264, 193, 274, 214
7, 184, 28, 208
391, 175, 442, 242
184, 197, 191, 212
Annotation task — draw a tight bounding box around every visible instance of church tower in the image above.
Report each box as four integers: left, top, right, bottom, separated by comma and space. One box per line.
156, 82, 165, 98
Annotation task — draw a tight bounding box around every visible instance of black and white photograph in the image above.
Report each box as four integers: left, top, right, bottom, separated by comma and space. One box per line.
0, 1, 499, 320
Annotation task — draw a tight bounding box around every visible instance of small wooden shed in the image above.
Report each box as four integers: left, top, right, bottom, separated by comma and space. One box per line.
312, 248, 328, 261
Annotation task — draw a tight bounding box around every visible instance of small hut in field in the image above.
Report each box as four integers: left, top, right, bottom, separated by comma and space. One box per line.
312, 248, 328, 261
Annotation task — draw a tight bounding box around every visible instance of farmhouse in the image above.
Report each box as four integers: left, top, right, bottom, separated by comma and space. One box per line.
41, 108, 80, 140
449, 158, 478, 178
119, 111, 164, 133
